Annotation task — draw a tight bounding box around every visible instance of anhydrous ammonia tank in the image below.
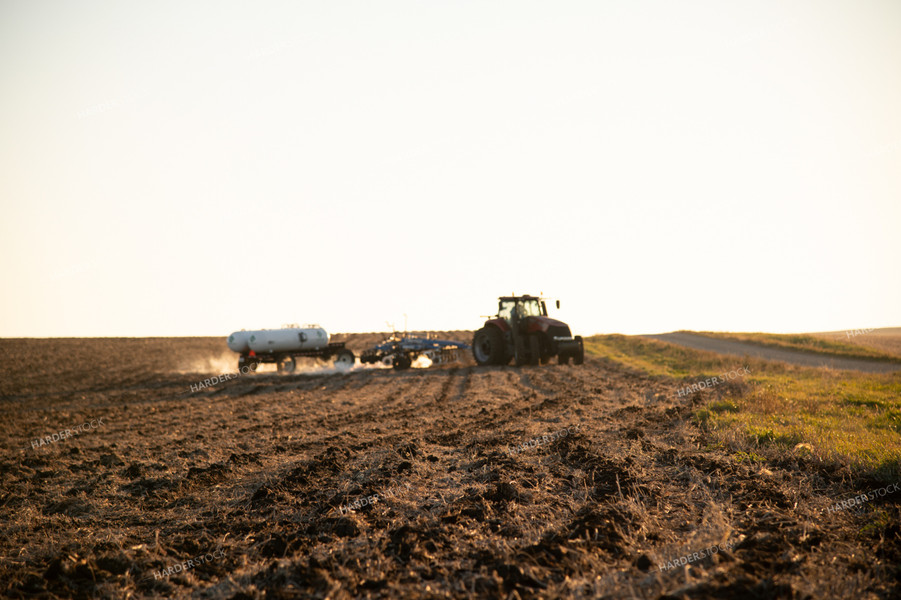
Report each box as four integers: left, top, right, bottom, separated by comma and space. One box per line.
226, 330, 255, 354
227, 326, 330, 355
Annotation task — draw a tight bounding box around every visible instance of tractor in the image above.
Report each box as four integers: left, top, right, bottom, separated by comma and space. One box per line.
472, 295, 584, 366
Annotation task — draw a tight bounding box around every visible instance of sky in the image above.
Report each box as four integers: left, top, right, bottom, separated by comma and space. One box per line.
1, 0, 899, 338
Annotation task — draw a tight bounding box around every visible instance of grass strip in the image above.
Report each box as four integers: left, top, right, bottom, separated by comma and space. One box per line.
585, 334, 901, 482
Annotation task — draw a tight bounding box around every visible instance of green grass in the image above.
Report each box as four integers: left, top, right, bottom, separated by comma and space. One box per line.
732, 451, 766, 464
684, 331, 901, 362
583, 335, 749, 379
586, 334, 901, 482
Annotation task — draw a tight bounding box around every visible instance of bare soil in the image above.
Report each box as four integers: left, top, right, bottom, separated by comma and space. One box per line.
1, 336, 899, 599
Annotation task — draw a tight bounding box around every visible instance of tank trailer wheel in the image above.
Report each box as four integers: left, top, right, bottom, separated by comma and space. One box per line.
277, 356, 296, 373
238, 356, 260, 374
472, 327, 505, 366
333, 349, 355, 370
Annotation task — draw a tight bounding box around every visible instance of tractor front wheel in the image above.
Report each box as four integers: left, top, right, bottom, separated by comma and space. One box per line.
528, 335, 540, 366
472, 327, 506, 366
573, 336, 585, 365
514, 334, 528, 366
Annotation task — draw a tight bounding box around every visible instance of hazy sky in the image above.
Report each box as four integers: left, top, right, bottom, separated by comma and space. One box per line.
1, 0, 899, 337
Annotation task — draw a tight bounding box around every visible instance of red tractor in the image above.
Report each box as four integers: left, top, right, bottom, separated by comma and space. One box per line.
472, 295, 584, 366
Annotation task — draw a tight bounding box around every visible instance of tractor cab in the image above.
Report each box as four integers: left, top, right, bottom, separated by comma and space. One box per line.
498, 296, 547, 325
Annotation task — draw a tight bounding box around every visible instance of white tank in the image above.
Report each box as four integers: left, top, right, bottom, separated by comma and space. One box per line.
243, 325, 329, 354
227, 330, 255, 354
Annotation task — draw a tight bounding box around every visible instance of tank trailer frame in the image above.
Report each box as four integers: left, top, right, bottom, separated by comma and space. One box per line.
238, 342, 354, 374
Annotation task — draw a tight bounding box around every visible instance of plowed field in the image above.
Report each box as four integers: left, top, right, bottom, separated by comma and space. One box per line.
1, 336, 898, 598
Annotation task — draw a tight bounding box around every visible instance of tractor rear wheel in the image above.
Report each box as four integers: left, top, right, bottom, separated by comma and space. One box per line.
528, 335, 540, 366
472, 327, 506, 366
558, 353, 570, 365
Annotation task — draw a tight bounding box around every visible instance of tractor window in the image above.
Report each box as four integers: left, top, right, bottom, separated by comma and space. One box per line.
498, 301, 514, 321
518, 299, 542, 317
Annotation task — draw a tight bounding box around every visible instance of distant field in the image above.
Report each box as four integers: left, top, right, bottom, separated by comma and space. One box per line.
685, 329, 901, 362
811, 327, 901, 360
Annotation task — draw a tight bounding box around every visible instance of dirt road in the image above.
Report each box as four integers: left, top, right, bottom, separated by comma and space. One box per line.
1, 337, 898, 598
645, 332, 901, 373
